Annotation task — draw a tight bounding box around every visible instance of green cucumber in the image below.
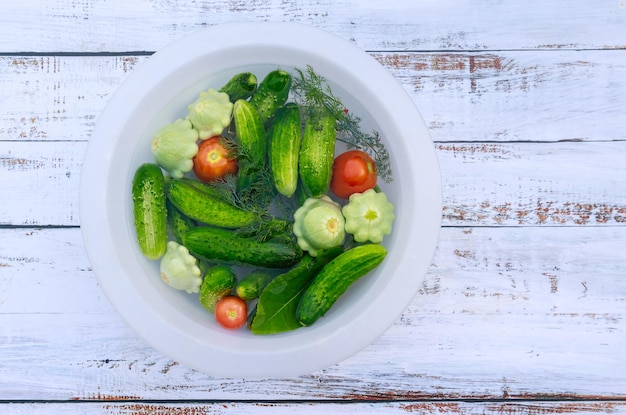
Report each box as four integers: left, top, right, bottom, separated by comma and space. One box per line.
236, 270, 275, 301
294, 176, 312, 207
165, 178, 257, 228
166, 200, 195, 244
132, 163, 168, 260
219, 72, 258, 102
199, 265, 237, 312
268, 102, 302, 197
298, 112, 336, 198
182, 226, 303, 269
233, 99, 266, 166
249, 69, 292, 124
173, 177, 230, 201
297, 244, 387, 326
232, 99, 267, 191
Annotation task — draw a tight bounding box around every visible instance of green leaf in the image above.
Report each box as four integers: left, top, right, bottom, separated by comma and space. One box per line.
250, 248, 342, 335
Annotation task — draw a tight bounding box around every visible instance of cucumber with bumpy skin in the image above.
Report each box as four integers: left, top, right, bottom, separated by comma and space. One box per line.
166, 200, 195, 244
268, 102, 302, 197
298, 112, 336, 198
236, 270, 275, 301
249, 69, 292, 124
173, 177, 230, 201
233, 99, 266, 165
183, 226, 303, 269
132, 163, 168, 260
219, 72, 258, 102
297, 244, 387, 326
233, 99, 267, 191
166, 178, 257, 228
199, 265, 237, 312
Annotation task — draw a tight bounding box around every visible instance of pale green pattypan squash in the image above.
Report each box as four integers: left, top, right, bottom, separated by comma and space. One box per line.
159, 241, 202, 294
293, 196, 346, 257
151, 118, 199, 178
342, 189, 395, 243
187, 89, 233, 139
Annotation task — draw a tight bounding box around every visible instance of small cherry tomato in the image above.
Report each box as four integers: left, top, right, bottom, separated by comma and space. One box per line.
214, 296, 247, 329
193, 136, 238, 182
330, 150, 377, 199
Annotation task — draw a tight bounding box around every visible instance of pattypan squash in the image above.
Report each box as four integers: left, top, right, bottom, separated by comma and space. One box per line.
187, 88, 234, 139
342, 189, 395, 243
151, 118, 199, 178
159, 241, 202, 294
293, 196, 346, 257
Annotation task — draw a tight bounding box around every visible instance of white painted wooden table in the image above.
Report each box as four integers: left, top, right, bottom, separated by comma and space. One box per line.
1, 1, 625, 414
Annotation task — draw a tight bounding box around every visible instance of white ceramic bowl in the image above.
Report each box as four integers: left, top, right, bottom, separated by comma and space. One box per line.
80, 22, 441, 378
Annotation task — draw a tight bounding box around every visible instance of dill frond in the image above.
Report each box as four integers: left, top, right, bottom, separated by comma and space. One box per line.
236, 162, 276, 213
291, 65, 393, 183
291, 66, 344, 121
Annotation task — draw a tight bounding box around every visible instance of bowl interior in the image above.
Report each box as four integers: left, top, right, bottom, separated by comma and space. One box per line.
82, 22, 441, 377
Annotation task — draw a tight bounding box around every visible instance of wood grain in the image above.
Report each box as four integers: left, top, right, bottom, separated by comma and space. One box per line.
2, 51, 625, 144
0, 0, 625, 52
1, 227, 624, 399
374, 50, 626, 142
0, 141, 83, 226
2, 401, 626, 415
438, 141, 626, 226
0, 56, 147, 142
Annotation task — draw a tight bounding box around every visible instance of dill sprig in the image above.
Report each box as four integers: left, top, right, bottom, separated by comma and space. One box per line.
291, 65, 393, 183
200, 139, 272, 209
201, 169, 288, 242
291, 66, 344, 121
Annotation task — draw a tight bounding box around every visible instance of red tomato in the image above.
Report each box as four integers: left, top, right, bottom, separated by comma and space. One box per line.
193, 137, 238, 182
214, 296, 247, 329
330, 150, 377, 199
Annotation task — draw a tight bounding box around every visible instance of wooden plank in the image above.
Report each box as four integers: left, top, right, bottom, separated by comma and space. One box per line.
1, 51, 625, 144
2, 401, 626, 415
0, 228, 106, 314
438, 141, 626, 226
2, 140, 625, 227
1, 227, 624, 399
0, 55, 149, 142
0, 141, 84, 226
0, 0, 625, 52
375, 50, 626, 142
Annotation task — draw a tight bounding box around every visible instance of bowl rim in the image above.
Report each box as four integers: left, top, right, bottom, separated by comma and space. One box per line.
80, 21, 442, 378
